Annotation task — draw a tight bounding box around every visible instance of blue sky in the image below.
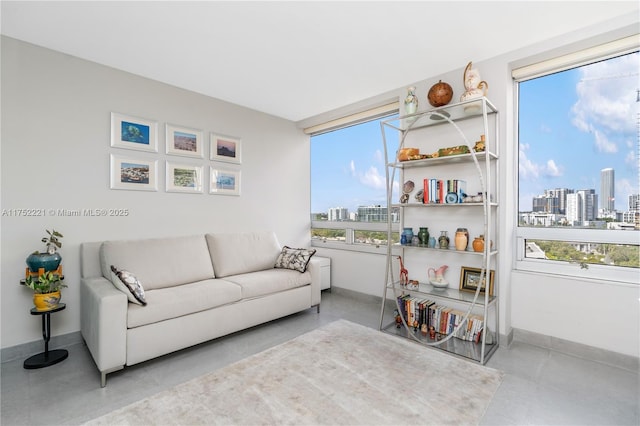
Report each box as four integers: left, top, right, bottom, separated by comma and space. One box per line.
518, 51, 639, 211
312, 51, 639, 215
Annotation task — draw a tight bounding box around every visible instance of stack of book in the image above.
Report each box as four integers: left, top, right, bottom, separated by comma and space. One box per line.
397, 294, 484, 343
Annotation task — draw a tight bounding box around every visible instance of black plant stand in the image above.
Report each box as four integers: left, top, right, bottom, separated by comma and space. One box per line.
24, 303, 68, 369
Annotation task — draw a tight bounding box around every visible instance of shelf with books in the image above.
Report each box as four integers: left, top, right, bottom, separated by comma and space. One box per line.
379, 97, 499, 365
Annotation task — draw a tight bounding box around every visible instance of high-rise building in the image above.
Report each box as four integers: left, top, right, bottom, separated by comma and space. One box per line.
629, 194, 640, 211
567, 189, 598, 224
357, 205, 388, 222
328, 207, 349, 221
600, 168, 615, 211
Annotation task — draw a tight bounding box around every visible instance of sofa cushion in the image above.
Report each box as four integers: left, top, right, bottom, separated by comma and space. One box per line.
223, 269, 311, 299
100, 235, 215, 290
274, 246, 316, 272
127, 279, 242, 328
206, 232, 281, 278
110, 265, 147, 305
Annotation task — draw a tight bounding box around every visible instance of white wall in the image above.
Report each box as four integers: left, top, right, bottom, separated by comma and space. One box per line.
1, 37, 311, 348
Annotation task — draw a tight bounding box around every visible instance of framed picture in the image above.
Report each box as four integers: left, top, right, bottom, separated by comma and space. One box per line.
459, 266, 495, 296
111, 112, 158, 152
210, 166, 240, 196
166, 162, 203, 193
110, 154, 158, 191
165, 124, 203, 158
210, 133, 241, 164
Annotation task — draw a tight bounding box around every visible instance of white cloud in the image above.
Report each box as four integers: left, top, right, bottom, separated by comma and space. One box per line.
349, 160, 386, 190
593, 129, 618, 153
571, 52, 639, 151
518, 147, 539, 180
544, 159, 563, 177
360, 165, 386, 190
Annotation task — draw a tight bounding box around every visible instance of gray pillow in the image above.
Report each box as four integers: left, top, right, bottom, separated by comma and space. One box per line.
274, 246, 316, 273
110, 265, 147, 305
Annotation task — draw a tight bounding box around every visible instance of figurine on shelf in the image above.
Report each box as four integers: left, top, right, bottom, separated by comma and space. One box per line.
460, 61, 488, 113
429, 326, 436, 339
397, 256, 408, 287
394, 309, 402, 328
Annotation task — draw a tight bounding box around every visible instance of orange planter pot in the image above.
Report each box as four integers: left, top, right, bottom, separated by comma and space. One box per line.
33, 291, 61, 311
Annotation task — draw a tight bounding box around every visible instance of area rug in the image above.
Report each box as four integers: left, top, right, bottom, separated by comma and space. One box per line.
85, 320, 503, 425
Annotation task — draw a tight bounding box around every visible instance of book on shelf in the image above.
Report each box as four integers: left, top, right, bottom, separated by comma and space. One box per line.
422, 178, 467, 204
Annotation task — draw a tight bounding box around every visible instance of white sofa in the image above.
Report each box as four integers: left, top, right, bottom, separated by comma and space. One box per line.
80, 231, 321, 387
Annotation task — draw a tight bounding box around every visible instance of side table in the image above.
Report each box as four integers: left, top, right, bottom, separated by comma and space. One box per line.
24, 303, 68, 369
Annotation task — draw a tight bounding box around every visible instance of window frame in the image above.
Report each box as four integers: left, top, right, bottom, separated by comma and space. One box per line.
513, 37, 640, 285
308, 104, 400, 254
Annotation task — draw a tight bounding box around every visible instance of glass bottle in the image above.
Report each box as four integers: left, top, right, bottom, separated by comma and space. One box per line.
404, 86, 418, 116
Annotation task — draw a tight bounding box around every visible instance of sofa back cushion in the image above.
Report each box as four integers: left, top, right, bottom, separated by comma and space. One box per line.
206, 231, 281, 278
100, 235, 215, 290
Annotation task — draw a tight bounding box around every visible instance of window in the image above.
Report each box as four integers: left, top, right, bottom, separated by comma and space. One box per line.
515, 40, 639, 282
309, 108, 400, 252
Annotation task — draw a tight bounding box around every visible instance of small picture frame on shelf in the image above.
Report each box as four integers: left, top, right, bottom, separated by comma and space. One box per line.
165, 124, 203, 158
459, 266, 495, 296
166, 162, 203, 194
110, 112, 158, 152
210, 133, 241, 164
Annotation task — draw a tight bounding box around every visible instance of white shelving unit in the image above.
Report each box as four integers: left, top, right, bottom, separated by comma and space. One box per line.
378, 97, 499, 364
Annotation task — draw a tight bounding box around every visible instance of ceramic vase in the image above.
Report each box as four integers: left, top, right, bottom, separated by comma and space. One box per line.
438, 231, 449, 249
404, 86, 418, 116
455, 228, 469, 251
33, 291, 61, 311
472, 235, 485, 252
418, 227, 429, 246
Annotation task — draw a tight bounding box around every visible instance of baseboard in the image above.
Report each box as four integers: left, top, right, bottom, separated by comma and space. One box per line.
512, 327, 639, 373
1, 331, 83, 364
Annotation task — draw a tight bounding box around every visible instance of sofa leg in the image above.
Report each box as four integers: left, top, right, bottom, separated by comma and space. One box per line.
101, 372, 107, 388
316, 304, 320, 314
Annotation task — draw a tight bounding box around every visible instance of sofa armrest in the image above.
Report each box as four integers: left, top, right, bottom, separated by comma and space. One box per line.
306, 258, 323, 308
80, 276, 127, 380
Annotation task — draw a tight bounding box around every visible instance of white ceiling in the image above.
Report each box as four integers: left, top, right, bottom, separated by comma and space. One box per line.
2, 1, 638, 122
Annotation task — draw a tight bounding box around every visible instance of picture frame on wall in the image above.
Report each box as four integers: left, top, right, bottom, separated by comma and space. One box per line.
210, 133, 241, 164
110, 112, 158, 152
166, 161, 203, 194
459, 266, 495, 296
210, 166, 240, 196
165, 124, 203, 158
110, 154, 158, 191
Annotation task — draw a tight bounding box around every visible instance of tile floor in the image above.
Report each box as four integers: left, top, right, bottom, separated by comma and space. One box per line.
1, 289, 638, 425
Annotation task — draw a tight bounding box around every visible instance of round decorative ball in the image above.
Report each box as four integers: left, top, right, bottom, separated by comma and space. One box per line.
427, 80, 453, 107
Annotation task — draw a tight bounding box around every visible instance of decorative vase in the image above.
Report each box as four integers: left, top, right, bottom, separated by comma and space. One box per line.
455, 228, 469, 251
26, 252, 62, 273
472, 235, 485, 252
418, 227, 429, 246
438, 231, 449, 249
401, 228, 414, 245
33, 291, 61, 311
411, 236, 420, 246
404, 86, 418, 116
428, 237, 436, 248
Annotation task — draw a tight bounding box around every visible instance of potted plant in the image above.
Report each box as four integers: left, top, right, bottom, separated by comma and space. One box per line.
23, 271, 67, 311
25, 229, 63, 273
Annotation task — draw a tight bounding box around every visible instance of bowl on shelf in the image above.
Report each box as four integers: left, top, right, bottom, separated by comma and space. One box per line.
428, 279, 449, 289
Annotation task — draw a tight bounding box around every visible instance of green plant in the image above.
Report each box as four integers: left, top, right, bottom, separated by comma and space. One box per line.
24, 271, 67, 294
40, 229, 63, 254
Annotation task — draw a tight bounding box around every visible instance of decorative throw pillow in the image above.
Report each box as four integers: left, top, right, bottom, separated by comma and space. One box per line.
110, 265, 147, 306
274, 246, 316, 273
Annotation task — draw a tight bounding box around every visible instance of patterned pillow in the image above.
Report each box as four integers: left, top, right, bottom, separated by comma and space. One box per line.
110, 265, 147, 306
274, 246, 316, 273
